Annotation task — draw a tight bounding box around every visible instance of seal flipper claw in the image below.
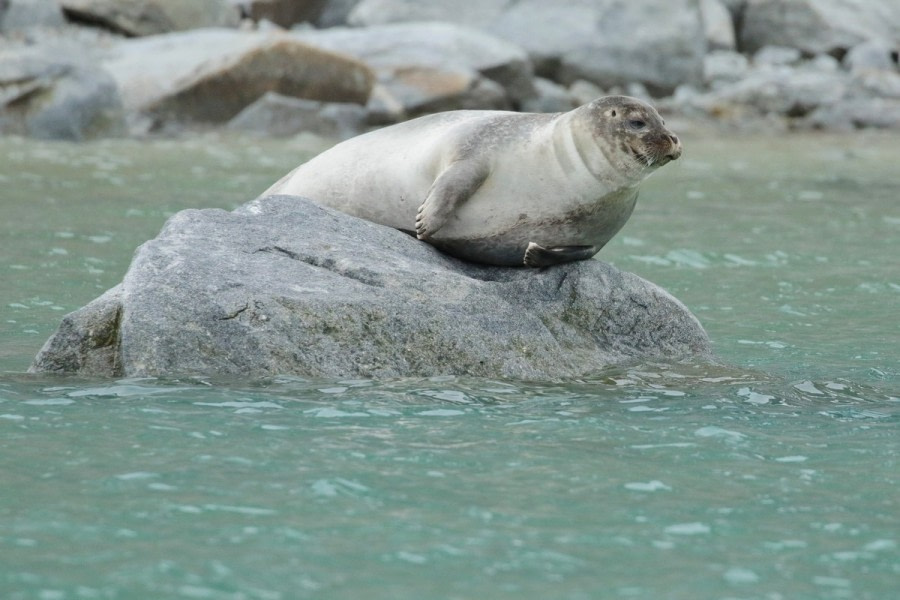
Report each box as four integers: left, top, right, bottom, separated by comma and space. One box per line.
416, 159, 490, 240
523, 242, 598, 268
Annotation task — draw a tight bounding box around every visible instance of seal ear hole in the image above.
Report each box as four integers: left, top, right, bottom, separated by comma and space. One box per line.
610, 110, 617, 117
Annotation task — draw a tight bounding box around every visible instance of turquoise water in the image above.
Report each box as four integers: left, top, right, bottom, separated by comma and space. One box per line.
1, 130, 898, 599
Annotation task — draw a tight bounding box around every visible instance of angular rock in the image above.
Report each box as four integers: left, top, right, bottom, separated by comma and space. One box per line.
102, 28, 374, 130
740, 0, 900, 56
293, 22, 535, 116
59, 0, 241, 37
31, 196, 712, 379
226, 91, 367, 139
348, 0, 706, 94
0, 48, 126, 140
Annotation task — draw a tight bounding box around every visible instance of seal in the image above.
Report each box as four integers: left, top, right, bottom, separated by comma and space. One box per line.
261, 95, 682, 267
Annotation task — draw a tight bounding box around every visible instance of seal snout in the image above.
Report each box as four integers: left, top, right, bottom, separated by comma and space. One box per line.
665, 134, 682, 161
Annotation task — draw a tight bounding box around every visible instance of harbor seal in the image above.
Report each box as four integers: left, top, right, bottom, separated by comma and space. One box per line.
261, 95, 682, 267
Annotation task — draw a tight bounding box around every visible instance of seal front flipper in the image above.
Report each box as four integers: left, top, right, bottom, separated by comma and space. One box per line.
416, 159, 490, 240
523, 243, 599, 268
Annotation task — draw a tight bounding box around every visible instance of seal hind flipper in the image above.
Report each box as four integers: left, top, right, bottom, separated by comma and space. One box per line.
416, 159, 490, 240
523, 243, 599, 268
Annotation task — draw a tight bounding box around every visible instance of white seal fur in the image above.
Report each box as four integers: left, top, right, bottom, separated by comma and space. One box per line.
262, 95, 682, 267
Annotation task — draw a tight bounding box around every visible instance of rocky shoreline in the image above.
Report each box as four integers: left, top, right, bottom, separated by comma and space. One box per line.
2, 0, 898, 141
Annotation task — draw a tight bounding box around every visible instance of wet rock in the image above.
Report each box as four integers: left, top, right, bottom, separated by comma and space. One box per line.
102, 28, 374, 131
30, 196, 712, 379
293, 22, 534, 116
0, 0, 65, 32
739, 0, 900, 57
226, 91, 367, 139
0, 48, 125, 140
59, 0, 241, 36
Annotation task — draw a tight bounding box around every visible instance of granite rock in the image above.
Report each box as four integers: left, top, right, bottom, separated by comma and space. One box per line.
31, 196, 712, 379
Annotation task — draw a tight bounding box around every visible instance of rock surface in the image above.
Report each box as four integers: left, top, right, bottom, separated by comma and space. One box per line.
226, 91, 368, 138
30, 196, 712, 379
0, 0, 65, 32
293, 22, 535, 116
59, 0, 241, 37
739, 0, 900, 56
348, 0, 706, 94
102, 28, 374, 131
0, 47, 125, 140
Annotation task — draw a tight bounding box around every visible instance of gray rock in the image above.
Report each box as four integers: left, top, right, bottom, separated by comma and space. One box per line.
293, 22, 535, 115
520, 77, 575, 114
553, 0, 706, 94
740, 0, 900, 56
226, 91, 367, 139
314, 0, 361, 27
568, 79, 604, 107
30, 196, 712, 379
0, 48, 125, 140
753, 45, 802, 66
102, 28, 374, 131
676, 61, 850, 125
701, 0, 736, 51
347, 0, 507, 30
0, 0, 65, 31
348, 0, 706, 94
703, 51, 749, 87
806, 97, 900, 130
59, 0, 241, 37
843, 40, 900, 74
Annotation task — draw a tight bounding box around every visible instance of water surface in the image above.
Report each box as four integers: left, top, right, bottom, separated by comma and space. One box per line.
1, 130, 898, 599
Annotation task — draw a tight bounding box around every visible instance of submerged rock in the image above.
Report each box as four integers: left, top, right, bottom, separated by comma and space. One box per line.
31, 196, 711, 379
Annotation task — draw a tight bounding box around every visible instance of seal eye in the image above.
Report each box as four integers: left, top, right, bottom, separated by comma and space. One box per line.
628, 119, 647, 131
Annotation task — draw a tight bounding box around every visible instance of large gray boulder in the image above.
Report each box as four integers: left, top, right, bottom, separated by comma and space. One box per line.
0, 48, 126, 140
347, 0, 706, 94
739, 0, 900, 56
293, 22, 535, 117
30, 196, 712, 379
59, 0, 241, 37
102, 28, 374, 131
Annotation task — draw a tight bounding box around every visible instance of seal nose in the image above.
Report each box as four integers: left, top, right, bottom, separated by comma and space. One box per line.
666, 134, 682, 161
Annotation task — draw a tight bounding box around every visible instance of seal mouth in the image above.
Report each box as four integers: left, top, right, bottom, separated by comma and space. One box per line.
630, 136, 682, 168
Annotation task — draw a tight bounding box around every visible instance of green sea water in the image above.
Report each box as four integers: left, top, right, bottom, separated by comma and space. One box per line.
1, 129, 898, 599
